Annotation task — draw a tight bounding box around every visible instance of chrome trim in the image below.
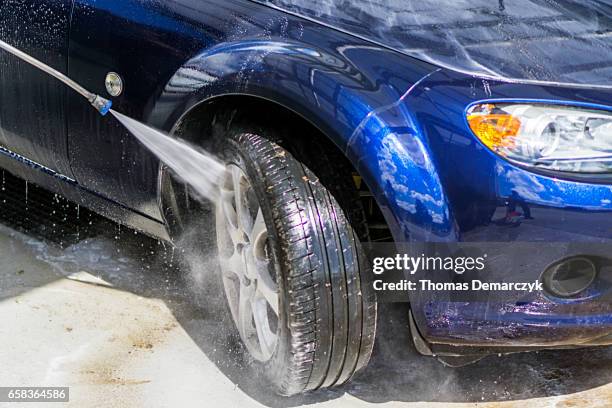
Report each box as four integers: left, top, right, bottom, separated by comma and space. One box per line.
0, 146, 76, 184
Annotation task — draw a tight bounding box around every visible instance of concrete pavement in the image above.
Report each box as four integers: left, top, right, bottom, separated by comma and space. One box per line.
0, 171, 610, 408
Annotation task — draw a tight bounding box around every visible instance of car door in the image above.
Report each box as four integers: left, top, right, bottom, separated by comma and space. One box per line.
0, 0, 74, 177
66, 0, 212, 220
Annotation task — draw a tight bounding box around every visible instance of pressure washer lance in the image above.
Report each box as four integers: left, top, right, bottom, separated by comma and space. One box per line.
0, 39, 112, 115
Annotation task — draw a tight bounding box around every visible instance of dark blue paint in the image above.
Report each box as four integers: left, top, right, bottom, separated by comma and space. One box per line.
0, 0, 74, 177
1, 0, 611, 354
256, 0, 612, 88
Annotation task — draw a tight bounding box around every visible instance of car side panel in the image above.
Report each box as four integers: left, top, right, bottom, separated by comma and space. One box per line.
0, 0, 73, 177
67, 0, 447, 242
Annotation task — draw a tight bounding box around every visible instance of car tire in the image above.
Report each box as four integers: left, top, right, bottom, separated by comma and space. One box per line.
211, 117, 377, 396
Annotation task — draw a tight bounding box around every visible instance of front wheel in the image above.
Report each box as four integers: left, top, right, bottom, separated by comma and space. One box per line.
214, 125, 377, 396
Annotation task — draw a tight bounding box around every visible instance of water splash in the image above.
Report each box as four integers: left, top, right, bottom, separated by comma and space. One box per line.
110, 110, 225, 202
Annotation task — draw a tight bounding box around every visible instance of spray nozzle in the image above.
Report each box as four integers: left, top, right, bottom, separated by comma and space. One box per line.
90, 95, 113, 116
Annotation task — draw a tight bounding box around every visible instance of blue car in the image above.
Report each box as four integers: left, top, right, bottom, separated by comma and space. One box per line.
1, 0, 611, 395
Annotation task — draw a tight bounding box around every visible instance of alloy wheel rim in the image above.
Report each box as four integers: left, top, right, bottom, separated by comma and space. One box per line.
216, 163, 279, 362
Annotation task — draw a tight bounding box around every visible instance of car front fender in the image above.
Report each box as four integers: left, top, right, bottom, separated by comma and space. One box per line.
151, 37, 458, 242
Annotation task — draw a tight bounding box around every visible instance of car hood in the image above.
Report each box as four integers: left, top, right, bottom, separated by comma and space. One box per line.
259, 0, 612, 88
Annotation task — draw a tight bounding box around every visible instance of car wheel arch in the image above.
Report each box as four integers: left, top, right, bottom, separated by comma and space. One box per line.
157, 93, 390, 241
152, 39, 458, 244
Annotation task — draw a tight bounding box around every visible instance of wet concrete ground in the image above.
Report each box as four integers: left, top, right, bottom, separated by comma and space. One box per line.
0, 174, 611, 407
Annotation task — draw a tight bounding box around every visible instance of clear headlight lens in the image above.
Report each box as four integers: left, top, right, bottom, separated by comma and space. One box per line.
467, 103, 612, 173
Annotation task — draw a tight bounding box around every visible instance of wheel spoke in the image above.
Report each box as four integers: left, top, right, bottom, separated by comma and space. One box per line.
220, 189, 238, 228
256, 267, 279, 316
238, 283, 255, 340
252, 298, 275, 359
248, 208, 266, 241
231, 166, 252, 234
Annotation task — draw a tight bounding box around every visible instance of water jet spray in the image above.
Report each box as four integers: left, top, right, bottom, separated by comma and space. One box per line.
0, 39, 112, 116
0, 38, 225, 204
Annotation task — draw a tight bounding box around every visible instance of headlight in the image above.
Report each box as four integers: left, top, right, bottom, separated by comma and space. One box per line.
466, 103, 612, 174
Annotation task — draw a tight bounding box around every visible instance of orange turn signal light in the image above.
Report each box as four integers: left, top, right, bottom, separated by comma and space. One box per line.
467, 106, 521, 152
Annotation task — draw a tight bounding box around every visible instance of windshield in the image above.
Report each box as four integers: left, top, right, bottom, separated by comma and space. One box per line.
258, 0, 612, 87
